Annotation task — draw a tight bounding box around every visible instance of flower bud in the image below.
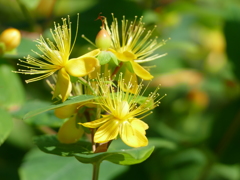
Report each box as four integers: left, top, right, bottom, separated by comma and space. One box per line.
57, 114, 84, 144
0, 28, 21, 51
54, 103, 80, 119
95, 29, 111, 50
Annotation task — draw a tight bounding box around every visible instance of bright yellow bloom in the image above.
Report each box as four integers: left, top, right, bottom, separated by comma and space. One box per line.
105, 14, 167, 80
80, 74, 162, 147
16, 16, 100, 101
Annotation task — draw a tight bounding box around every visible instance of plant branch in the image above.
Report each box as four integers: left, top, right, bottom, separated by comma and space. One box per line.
111, 62, 123, 78
84, 110, 96, 152
92, 162, 100, 180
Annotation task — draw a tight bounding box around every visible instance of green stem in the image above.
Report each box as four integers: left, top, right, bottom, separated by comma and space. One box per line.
78, 77, 96, 95
84, 110, 96, 152
92, 162, 100, 180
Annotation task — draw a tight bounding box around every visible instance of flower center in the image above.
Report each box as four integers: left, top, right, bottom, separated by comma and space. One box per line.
114, 101, 129, 120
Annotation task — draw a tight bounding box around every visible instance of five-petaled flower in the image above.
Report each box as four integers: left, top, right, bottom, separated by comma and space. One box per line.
105, 14, 167, 80
16, 16, 100, 101
80, 74, 162, 147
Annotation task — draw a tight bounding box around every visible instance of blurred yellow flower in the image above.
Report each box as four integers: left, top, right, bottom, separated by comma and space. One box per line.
16, 16, 100, 101
0, 28, 21, 51
106, 14, 167, 80
80, 74, 162, 147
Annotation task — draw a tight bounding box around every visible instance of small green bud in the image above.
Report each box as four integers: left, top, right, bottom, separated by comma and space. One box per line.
0, 28, 21, 51
95, 29, 111, 50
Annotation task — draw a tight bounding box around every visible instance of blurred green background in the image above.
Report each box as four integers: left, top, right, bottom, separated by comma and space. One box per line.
1, 0, 240, 179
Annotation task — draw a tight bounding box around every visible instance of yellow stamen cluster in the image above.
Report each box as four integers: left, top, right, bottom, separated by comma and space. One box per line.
16, 16, 73, 83
107, 14, 167, 63
80, 74, 165, 147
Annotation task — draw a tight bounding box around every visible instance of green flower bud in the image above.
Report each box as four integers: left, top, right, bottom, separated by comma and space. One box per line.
0, 28, 21, 51
95, 29, 111, 50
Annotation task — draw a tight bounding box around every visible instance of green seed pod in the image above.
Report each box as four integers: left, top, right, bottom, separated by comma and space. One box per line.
57, 114, 84, 144
0, 28, 21, 51
95, 29, 111, 50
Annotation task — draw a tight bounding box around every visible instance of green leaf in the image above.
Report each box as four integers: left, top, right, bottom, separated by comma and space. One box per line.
0, 64, 25, 109
0, 108, 13, 145
97, 51, 111, 65
97, 51, 118, 65
34, 135, 155, 165
34, 135, 92, 156
13, 100, 63, 127
19, 148, 128, 180
75, 145, 154, 165
23, 95, 96, 120
109, 51, 119, 65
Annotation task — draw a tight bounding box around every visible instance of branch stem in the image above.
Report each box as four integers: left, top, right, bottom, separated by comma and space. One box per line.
92, 162, 100, 180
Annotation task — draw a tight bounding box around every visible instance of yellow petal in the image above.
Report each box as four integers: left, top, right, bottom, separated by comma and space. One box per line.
108, 49, 137, 62
57, 114, 84, 144
131, 119, 149, 135
130, 61, 153, 80
120, 120, 148, 147
65, 57, 99, 77
94, 119, 119, 143
80, 116, 110, 128
88, 66, 100, 79
80, 49, 100, 57
53, 68, 72, 102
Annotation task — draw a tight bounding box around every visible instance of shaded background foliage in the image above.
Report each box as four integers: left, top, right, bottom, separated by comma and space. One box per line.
0, 0, 240, 179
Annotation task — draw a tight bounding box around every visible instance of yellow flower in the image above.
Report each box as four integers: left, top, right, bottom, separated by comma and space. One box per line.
0, 28, 21, 51
16, 16, 100, 101
80, 74, 162, 147
105, 14, 167, 80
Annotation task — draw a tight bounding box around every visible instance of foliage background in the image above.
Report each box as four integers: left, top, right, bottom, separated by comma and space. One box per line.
1, 0, 240, 179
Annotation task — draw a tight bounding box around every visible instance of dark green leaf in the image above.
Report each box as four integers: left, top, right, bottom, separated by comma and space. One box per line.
33, 135, 92, 156
23, 95, 96, 120
34, 135, 155, 165
0, 108, 13, 145
19, 148, 128, 180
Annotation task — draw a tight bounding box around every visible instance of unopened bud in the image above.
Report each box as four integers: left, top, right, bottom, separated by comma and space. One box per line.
54, 104, 79, 119
0, 28, 21, 51
95, 29, 111, 50
57, 115, 84, 144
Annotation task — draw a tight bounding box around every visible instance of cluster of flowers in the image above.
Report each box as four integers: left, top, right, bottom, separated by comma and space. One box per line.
16, 14, 166, 150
